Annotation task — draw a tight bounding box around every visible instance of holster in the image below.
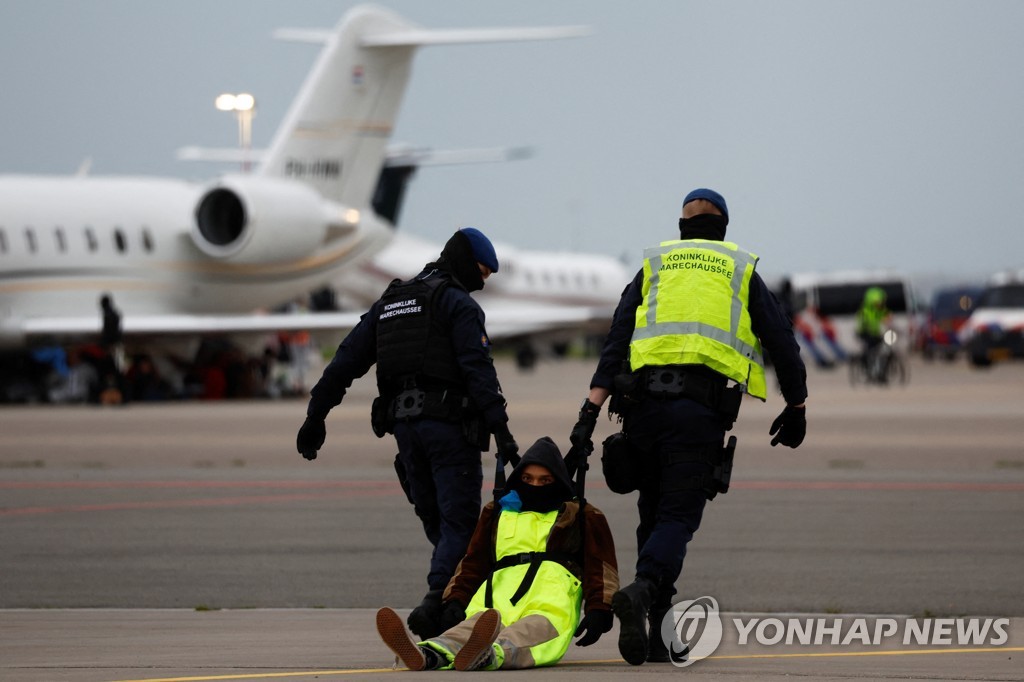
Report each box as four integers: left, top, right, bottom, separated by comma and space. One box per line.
714, 436, 737, 497
393, 453, 415, 504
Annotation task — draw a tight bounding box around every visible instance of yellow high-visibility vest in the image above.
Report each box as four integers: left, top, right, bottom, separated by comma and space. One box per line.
463, 508, 582, 669
629, 239, 767, 400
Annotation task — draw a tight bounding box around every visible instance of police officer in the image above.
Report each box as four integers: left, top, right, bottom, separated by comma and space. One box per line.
568, 189, 808, 665
296, 227, 520, 640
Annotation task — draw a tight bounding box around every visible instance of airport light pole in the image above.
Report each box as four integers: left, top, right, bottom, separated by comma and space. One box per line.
215, 92, 256, 173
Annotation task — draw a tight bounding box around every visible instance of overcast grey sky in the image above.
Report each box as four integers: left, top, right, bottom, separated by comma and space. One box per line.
2, 0, 1022, 287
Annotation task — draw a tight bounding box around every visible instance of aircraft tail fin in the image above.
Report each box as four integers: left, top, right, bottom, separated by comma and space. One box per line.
259, 6, 587, 209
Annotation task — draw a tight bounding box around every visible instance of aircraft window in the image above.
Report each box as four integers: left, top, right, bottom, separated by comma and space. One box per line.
0, 228, 6, 254
141, 227, 154, 252
85, 227, 98, 252
25, 227, 37, 253
114, 228, 127, 253
543, 272, 552, 286
55, 227, 66, 253
559, 273, 568, 287
590, 273, 600, 287
574, 273, 584, 288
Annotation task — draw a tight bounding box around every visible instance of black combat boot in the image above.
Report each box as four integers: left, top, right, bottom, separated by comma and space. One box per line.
407, 589, 444, 640
611, 577, 655, 665
646, 603, 671, 663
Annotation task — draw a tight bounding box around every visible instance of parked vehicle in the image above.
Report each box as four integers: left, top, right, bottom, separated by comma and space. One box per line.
959, 269, 1024, 367
785, 270, 918, 364
915, 285, 983, 361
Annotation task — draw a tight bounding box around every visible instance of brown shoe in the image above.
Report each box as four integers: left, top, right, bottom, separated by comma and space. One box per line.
453, 608, 502, 672
376, 607, 426, 671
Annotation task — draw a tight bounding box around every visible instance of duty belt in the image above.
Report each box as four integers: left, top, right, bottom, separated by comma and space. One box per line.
641, 365, 741, 422
392, 387, 469, 421
484, 550, 577, 608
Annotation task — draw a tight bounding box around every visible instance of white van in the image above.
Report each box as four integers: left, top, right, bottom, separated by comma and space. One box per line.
780, 270, 918, 364
959, 268, 1024, 367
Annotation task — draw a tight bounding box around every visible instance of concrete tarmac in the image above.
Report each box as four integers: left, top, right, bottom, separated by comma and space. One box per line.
2, 356, 1023, 680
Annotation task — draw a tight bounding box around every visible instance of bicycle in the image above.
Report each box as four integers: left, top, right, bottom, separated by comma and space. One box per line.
849, 329, 909, 386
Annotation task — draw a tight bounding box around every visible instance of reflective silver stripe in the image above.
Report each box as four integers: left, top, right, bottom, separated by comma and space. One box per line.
631, 321, 761, 360
645, 253, 661, 329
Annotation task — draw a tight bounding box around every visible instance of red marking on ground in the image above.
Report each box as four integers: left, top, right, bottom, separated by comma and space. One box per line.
0, 483, 402, 516
730, 481, 1024, 492
0, 480, 395, 490
3, 479, 1021, 517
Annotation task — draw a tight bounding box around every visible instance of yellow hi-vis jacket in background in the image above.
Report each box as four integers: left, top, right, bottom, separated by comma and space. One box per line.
629, 239, 767, 400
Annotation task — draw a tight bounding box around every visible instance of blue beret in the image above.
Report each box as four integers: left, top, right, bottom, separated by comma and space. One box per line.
459, 227, 499, 273
683, 188, 729, 226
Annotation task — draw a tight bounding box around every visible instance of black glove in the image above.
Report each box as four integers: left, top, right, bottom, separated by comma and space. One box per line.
769, 404, 806, 448
574, 609, 614, 646
569, 399, 601, 451
296, 416, 326, 460
438, 599, 466, 632
493, 422, 520, 467
563, 444, 584, 481
407, 590, 444, 640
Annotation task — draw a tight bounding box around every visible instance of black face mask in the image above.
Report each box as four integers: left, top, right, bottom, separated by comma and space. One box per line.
433, 231, 485, 292
513, 483, 565, 513
679, 214, 727, 241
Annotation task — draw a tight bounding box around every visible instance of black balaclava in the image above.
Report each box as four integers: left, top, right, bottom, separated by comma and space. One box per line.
429, 230, 484, 292
505, 436, 575, 513
679, 213, 727, 241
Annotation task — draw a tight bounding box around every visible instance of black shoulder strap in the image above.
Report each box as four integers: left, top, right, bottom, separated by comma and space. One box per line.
484, 550, 577, 608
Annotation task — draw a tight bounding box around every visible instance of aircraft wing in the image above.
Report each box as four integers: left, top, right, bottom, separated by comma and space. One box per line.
13, 312, 365, 346
10, 304, 609, 350
478, 301, 614, 340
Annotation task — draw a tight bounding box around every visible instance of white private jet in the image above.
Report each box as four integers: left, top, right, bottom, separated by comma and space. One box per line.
333, 230, 630, 367
0, 6, 587, 357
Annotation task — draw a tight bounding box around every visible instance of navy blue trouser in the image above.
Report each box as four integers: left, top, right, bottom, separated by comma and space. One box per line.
624, 396, 726, 604
393, 419, 483, 591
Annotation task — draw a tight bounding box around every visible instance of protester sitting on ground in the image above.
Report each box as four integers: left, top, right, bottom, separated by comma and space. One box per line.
376, 436, 618, 671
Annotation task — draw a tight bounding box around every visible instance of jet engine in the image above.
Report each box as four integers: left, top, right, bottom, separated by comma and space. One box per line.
191, 175, 354, 264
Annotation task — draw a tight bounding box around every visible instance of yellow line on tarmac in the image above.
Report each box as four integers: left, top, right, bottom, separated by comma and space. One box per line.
108, 647, 1024, 681
709, 645, 1024, 660
110, 669, 399, 682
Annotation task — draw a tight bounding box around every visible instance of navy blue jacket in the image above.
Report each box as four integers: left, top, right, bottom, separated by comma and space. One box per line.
591, 265, 808, 407
307, 269, 508, 427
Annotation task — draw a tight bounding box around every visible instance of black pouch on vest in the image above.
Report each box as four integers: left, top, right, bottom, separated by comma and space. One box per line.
370, 396, 392, 438
601, 432, 638, 494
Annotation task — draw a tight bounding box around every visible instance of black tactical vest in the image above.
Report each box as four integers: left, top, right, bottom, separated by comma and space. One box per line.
375, 273, 464, 395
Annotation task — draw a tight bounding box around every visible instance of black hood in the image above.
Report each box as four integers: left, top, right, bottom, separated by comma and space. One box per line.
505, 436, 575, 501
428, 230, 485, 292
